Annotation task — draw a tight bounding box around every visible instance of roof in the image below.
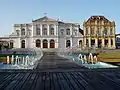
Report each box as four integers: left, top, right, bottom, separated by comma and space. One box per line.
79, 28, 83, 35
87, 16, 110, 22
58, 21, 79, 26
116, 34, 120, 36
33, 16, 57, 22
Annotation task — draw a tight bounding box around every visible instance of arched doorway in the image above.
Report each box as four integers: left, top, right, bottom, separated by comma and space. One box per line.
43, 39, 48, 48
10, 42, 14, 48
91, 39, 95, 47
21, 40, 25, 48
111, 39, 113, 46
50, 39, 55, 48
0, 41, 9, 50
36, 39, 41, 48
98, 39, 102, 48
66, 40, 71, 48
105, 39, 108, 47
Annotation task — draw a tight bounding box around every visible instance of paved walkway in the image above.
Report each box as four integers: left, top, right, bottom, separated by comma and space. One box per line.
0, 52, 120, 90
36, 52, 87, 71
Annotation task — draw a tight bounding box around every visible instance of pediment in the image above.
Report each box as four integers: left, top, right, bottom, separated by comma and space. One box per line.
33, 16, 57, 22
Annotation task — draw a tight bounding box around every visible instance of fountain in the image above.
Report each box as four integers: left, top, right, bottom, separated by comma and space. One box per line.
78, 54, 84, 64
57, 48, 118, 69
88, 53, 94, 64
0, 48, 43, 69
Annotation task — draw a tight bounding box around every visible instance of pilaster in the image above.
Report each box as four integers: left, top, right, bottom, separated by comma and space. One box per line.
108, 38, 111, 48
95, 38, 98, 47
88, 38, 91, 47
102, 38, 104, 47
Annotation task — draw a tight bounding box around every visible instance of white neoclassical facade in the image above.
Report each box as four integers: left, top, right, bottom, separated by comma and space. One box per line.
0, 16, 83, 49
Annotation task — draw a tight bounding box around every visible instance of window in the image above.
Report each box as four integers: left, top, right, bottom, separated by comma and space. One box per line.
21, 29, 25, 35
74, 29, 77, 35
66, 28, 70, 35
36, 28, 40, 35
36, 25, 40, 35
98, 28, 101, 35
21, 40, 25, 48
110, 27, 113, 35
86, 28, 88, 35
10, 42, 13, 48
90, 27, 94, 35
86, 39, 88, 46
16, 30, 19, 36
49, 24, 54, 35
42, 24, 47, 35
61, 29, 64, 35
28, 31, 31, 36
104, 28, 108, 35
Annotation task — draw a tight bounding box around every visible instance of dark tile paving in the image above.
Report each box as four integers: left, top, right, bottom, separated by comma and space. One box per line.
0, 52, 120, 90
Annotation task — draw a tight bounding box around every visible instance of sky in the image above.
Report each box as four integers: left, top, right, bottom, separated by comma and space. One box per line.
0, 0, 120, 36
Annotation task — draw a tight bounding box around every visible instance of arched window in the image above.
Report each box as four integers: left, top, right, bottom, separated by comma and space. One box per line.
3, 41, 9, 49
43, 39, 48, 48
66, 28, 70, 35
61, 29, 64, 35
21, 29, 25, 35
73, 29, 77, 35
50, 39, 55, 48
104, 39, 108, 47
21, 40, 25, 48
36, 39, 41, 47
49, 24, 54, 35
42, 24, 47, 35
16, 30, 19, 36
10, 40, 14, 48
66, 40, 71, 48
27, 30, 31, 36
79, 40, 82, 47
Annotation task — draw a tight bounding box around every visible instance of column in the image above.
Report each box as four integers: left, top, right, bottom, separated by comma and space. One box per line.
95, 38, 98, 47
88, 38, 91, 47
84, 37, 86, 48
48, 41, 50, 48
83, 26, 86, 48
55, 24, 58, 36
88, 26, 90, 35
40, 24, 42, 36
108, 26, 110, 36
95, 25, 97, 35
108, 38, 111, 48
71, 39, 72, 48
32, 38, 35, 48
112, 38, 116, 49
41, 41, 43, 48
32, 23, 36, 36
113, 26, 115, 35
47, 24, 49, 36
102, 38, 104, 48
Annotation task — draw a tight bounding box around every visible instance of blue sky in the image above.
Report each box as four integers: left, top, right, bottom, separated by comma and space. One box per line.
0, 0, 120, 36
